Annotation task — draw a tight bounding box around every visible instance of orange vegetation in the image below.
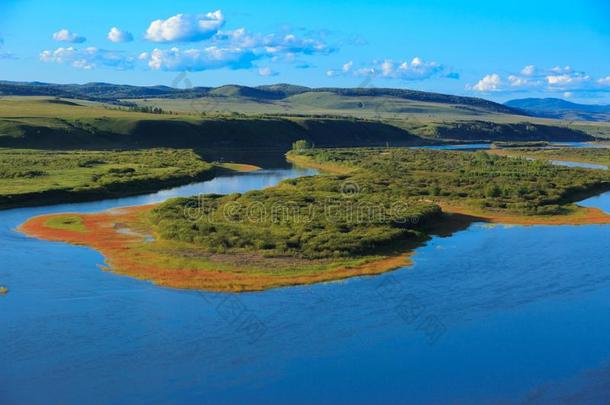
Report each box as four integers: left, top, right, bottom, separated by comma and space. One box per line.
19, 198, 610, 292
219, 163, 262, 172
439, 203, 610, 226
285, 153, 353, 174
19, 205, 415, 292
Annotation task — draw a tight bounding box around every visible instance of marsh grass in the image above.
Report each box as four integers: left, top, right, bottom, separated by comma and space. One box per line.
43, 216, 86, 232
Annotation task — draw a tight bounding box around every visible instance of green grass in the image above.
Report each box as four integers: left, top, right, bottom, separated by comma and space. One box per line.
0, 148, 216, 209
149, 147, 610, 260
44, 215, 86, 232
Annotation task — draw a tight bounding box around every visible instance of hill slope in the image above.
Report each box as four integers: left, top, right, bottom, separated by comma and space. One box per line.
505, 98, 610, 122
0, 97, 597, 152
0, 97, 430, 150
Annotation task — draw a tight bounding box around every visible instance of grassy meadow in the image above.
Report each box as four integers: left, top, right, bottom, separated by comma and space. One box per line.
0, 148, 216, 208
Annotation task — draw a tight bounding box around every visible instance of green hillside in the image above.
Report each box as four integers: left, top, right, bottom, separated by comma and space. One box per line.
1, 89, 608, 154
0, 97, 432, 150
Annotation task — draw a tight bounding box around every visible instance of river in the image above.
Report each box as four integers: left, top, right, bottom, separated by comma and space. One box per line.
2, 162, 610, 403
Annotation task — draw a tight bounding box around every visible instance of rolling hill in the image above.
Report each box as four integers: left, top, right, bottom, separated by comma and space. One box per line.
1, 82, 608, 153
0, 80, 521, 115
505, 98, 610, 122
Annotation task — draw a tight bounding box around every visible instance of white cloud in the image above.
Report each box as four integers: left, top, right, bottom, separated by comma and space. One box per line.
508, 74, 529, 87
380, 60, 393, 76
354, 67, 375, 76
520, 64, 536, 76
366, 57, 445, 80
108, 27, 133, 43
550, 65, 573, 74
546, 74, 574, 85
258, 67, 278, 77
546, 72, 591, 88
140, 28, 333, 72
52, 29, 86, 43
42, 13, 335, 74
270, 33, 332, 56
563, 92, 573, 98
40, 47, 134, 70
471, 73, 502, 92
471, 65, 608, 94
145, 11, 224, 42
327, 57, 451, 81
146, 46, 256, 71
216, 28, 333, 60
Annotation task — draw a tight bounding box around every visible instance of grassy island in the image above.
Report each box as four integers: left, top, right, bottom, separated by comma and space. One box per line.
488, 147, 610, 167
20, 147, 610, 292
0, 148, 259, 209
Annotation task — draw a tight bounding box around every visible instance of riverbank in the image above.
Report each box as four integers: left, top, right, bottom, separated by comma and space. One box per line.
487, 147, 610, 167
18, 205, 421, 292
0, 148, 261, 210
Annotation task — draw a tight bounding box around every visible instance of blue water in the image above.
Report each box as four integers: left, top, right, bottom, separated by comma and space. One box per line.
418, 141, 608, 151
417, 143, 493, 150
2, 167, 610, 404
550, 159, 608, 170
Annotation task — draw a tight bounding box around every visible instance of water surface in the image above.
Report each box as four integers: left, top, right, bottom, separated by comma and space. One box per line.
415, 141, 607, 151
550, 159, 608, 170
2, 167, 610, 404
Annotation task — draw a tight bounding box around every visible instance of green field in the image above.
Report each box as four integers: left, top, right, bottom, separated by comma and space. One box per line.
0, 148, 217, 209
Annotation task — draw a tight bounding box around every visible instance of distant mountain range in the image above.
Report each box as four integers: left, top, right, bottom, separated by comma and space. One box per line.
505, 98, 610, 122
0, 80, 521, 115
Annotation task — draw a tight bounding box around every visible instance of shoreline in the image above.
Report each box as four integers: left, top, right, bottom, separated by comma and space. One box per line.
0, 162, 261, 211
486, 148, 610, 167
18, 205, 419, 292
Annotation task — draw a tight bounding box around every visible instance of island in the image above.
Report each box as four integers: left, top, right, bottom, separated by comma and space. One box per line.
19, 146, 610, 292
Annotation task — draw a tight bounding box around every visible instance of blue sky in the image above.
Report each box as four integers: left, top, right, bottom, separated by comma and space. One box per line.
1, 0, 610, 102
